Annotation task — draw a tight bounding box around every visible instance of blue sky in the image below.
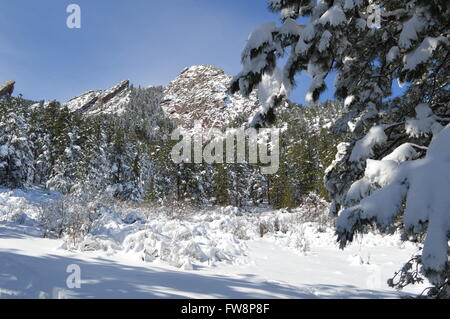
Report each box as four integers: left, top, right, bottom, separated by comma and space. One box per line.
1, 0, 398, 104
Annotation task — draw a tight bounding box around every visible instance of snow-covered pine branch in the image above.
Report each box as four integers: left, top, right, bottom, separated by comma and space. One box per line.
231, 0, 449, 296
336, 118, 449, 286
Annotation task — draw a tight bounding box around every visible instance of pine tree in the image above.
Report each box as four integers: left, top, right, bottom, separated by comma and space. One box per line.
46, 108, 83, 194
209, 164, 224, 204
75, 117, 111, 194
231, 0, 449, 296
0, 96, 34, 188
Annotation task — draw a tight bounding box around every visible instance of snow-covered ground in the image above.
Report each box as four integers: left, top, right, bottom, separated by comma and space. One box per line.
0, 188, 430, 299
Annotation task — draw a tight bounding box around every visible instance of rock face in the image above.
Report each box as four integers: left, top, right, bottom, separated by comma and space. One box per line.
64, 80, 134, 115
62, 65, 261, 129
0, 80, 15, 97
161, 65, 260, 129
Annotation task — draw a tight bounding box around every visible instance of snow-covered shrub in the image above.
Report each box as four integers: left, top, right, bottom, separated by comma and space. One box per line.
0, 188, 61, 226
259, 220, 271, 238
164, 201, 198, 220
123, 211, 146, 225
289, 225, 311, 255
296, 193, 332, 227
37, 194, 93, 245
38, 199, 65, 238
63, 202, 253, 268
10, 212, 33, 226
232, 219, 252, 240
0, 202, 19, 222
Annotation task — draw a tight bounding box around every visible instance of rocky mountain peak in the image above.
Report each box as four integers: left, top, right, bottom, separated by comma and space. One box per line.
60, 65, 261, 129
180, 65, 225, 78
161, 65, 260, 129
0, 80, 15, 98
64, 79, 132, 115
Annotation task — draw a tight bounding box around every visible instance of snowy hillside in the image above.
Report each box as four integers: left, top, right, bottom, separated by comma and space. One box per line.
0, 188, 429, 299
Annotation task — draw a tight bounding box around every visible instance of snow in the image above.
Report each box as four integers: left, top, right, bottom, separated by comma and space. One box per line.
64, 90, 102, 112
357, 183, 406, 227
343, 0, 363, 10
398, 14, 426, 49
122, 211, 146, 225
257, 68, 291, 114
318, 5, 347, 27
387, 46, 399, 64
365, 159, 401, 187
403, 36, 448, 71
344, 95, 355, 108
382, 143, 420, 162
0, 188, 60, 222
350, 126, 387, 162
84, 210, 250, 268
295, 39, 312, 55
0, 145, 8, 157
405, 103, 442, 137
0, 187, 430, 298
318, 30, 332, 52
301, 23, 316, 43
279, 18, 304, 38
345, 178, 371, 205
268, 0, 283, 10
246, 22, 277, 48
0, 228, 424, 299
305, 62, 328, 105
344, 0, 355, 10
403, 124, 450, 276
242, 22, 277, 70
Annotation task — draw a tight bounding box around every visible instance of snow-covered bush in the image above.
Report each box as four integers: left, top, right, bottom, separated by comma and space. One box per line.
258, 220, 272, 238
289, 225, 311, 254
163, 201, 199, 220
69, 205, 253, 268
123, 211, 146, 225
0, 200, 23, 223
49, 197, 331, 268
232, 218, 252, 240
296, 193, 332, 226
38, 194, 93, 245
